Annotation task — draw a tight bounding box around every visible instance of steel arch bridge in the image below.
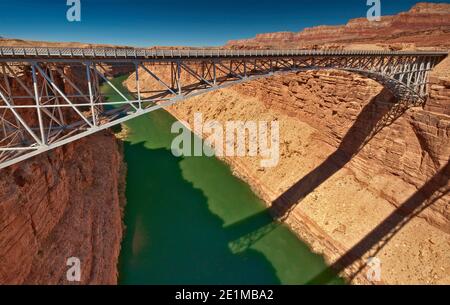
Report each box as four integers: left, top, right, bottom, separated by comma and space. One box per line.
0, 46, 447, 169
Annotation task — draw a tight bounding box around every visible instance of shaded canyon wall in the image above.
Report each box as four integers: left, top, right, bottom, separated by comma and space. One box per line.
0, 67, 126, 284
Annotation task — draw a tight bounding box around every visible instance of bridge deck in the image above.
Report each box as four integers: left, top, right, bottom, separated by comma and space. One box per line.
0, 46, 447, 61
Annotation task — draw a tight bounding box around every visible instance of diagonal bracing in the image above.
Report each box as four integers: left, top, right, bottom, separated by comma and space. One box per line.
0, 47, 447, 169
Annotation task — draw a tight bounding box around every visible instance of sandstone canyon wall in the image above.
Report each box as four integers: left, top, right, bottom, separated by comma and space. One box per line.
0, 132, 125, 284
0, 64, 126, 284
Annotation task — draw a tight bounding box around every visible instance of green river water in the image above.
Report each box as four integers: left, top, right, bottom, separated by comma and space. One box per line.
102, 75, 344, 285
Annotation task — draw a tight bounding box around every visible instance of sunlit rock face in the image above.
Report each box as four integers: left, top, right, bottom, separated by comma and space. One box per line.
226, 3, 450, 49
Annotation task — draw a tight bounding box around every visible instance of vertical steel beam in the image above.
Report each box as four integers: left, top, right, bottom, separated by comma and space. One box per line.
49, 67, 66, 126
213, 61, 217, 86
177, 61, 182, 95
86, 62, 97, 126
134, 62, 142, 110
31, 64, 46, 146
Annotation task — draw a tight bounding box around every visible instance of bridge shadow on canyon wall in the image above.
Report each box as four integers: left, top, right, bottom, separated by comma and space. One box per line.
266, 87, 450, 283
306, 160, 449, 283
223, 87, 450, 283
270, 88, 407, 219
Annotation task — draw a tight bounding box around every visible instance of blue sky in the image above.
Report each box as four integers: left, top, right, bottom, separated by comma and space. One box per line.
0, 0, 448, 47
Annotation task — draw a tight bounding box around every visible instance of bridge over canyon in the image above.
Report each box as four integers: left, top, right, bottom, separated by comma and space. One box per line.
0, 46, 447, 169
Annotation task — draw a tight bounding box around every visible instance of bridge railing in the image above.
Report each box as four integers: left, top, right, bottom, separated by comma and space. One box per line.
0, 46, 447, 59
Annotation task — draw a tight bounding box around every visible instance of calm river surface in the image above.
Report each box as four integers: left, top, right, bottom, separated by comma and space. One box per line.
102, 75, 344, 284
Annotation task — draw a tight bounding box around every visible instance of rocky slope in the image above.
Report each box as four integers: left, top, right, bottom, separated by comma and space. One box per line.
226, 3, 450, 49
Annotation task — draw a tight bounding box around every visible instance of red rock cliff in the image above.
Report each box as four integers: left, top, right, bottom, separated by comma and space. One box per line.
0, 132, 125, 284
232, 63, 449, 233
0, 62, 126, 284
226, 3, 450, 49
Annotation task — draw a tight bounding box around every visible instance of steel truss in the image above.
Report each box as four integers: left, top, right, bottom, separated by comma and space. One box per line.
0, 47, 447, 169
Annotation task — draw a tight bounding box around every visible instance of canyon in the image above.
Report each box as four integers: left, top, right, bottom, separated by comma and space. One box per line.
0, 62, 127, 284
123, 2, 450, 284
123, 61, 450, 284
0, 2, 449, 284
156, 65, 449, 284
